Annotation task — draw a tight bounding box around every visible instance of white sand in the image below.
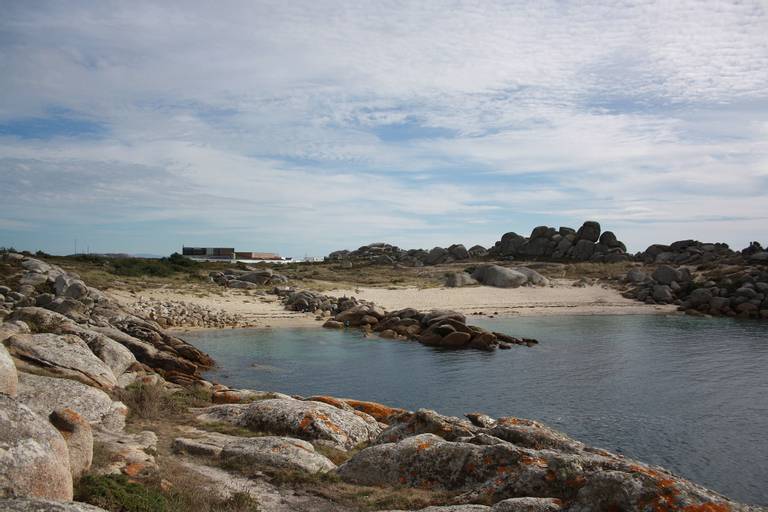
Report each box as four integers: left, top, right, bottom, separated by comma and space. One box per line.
324, 280, 676, 317
110, 279, 675, 330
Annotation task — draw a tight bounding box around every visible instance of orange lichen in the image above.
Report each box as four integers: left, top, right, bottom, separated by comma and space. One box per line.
628, 464, 663, 479
307, 396, 346, 409
299, 414, 313, 430
520, 455, 548, 468
123, 462, 145, 477
344, 399, 407, 422
416, 441, 432, 451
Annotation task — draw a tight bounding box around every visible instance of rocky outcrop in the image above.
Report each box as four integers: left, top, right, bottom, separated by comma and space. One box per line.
488, 222, 629, 263
623, 264, 768, 319
339, 426, 746, 510
16, 373, 127, 432
129, 297, 244, 328
197, 397, 382, 450
372, 308, 536, 351
173, 429, 336, 473
324, 222, 629, 266
0, 395, 73, 500
3, 333, 117, 390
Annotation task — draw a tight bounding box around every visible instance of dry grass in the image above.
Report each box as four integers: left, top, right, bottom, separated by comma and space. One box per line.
115, 382, 212, 421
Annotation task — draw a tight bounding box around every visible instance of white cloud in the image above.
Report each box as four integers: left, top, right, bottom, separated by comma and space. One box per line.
1, 1, 767, 255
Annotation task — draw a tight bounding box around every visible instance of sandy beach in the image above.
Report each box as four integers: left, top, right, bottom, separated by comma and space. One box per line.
325, 280, 676, 317
109, 279, 676, 329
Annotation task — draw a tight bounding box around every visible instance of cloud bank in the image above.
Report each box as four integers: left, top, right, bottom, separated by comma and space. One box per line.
1, 0, 767, 256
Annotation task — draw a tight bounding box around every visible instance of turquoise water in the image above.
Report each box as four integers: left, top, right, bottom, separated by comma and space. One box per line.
184, 315, 768, 505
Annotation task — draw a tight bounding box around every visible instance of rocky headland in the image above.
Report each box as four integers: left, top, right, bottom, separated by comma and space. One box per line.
1, 251, 766, 511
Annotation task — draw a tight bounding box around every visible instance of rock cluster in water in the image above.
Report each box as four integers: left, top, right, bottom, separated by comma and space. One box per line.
276, 287, 537, 351
623, 263, 768, 319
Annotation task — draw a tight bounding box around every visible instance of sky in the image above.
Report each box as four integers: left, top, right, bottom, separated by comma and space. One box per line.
1, 1, 767, 258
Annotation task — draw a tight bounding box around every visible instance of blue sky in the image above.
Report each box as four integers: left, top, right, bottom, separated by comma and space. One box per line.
1, 1, 767, 258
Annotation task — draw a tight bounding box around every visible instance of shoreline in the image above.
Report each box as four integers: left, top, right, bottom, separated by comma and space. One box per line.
113, 279, 677, 331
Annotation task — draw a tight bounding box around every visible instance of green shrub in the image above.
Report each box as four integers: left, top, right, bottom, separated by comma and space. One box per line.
75, 474, 167, 512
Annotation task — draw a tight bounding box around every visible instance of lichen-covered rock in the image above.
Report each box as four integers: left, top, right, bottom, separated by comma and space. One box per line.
0, 395, 73, 500
376, 409, 477, 444
16, 373, 126, 432
49, 408, 93, 480
79, 333, 136, 378
0, 497, 109, 511
3, 333, 117, 390
91, 429, 158, 477
199, 398, 382, 450
308, 396, 410, 424
0, 343, 17, 396
220, 436, 336, 473
339, 432, 745, 510
487, 417, 583, 452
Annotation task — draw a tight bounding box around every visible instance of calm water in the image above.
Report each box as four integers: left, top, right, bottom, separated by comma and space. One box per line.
184, 315, 768, 505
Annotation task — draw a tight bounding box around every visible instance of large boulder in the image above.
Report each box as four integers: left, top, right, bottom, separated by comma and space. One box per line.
571, 240, 595, 261
448, 245, 470, 260
576, 221, 601, 242
468, 245, 488, 258
472, 266, 528, 288
0, 395, 73, 500
444, 272, 478, 288
49, 408, 93, 480
0, 343, 17, 397
209, 435, 334, 473
510, 267, 549, 287
16, 373, 127, 432
198, 398, 382, 450
173, 428, 336, 474
424, 247, 449, 265
3, 333, 117, 390
80, 333, 136, 377
651, 265, 680, 285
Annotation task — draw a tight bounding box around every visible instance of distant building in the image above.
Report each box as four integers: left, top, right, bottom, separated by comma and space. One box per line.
235, 251, 282, 260
182, 246, 291, 263
182, 247, 235, 261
